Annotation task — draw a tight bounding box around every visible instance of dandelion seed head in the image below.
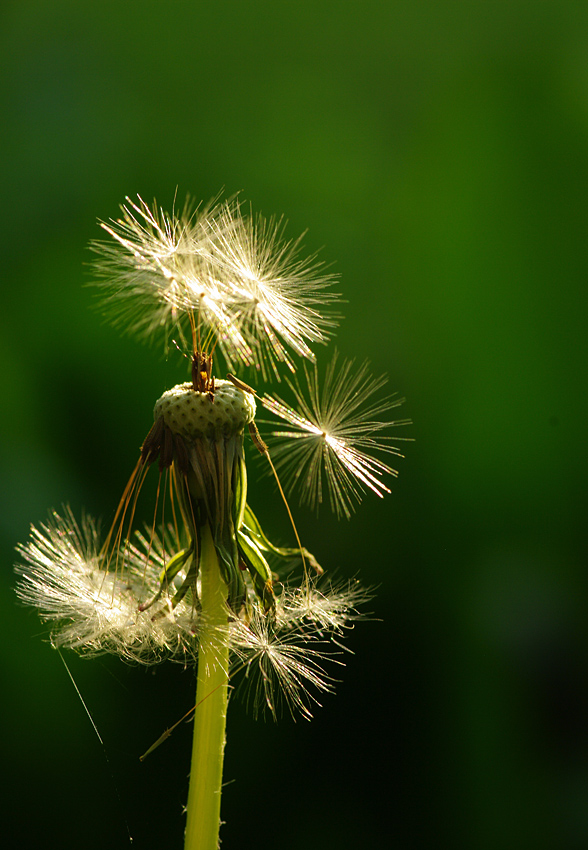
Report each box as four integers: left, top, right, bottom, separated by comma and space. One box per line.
17, 191, 401, 727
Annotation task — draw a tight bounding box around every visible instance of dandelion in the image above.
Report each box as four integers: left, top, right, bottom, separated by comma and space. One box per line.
15, 357, 354, 849
15, 191, 410, 850
92, 194, 339, 377
262, 351, 413, 519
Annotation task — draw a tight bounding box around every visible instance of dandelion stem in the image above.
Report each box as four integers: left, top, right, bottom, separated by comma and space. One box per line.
184, 524, 229, 850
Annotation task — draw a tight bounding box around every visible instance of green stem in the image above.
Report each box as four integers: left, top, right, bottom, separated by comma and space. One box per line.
184, 524, 229, 850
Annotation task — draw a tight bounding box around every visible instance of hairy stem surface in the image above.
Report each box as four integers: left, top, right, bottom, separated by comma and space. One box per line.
184, 525, 229, 850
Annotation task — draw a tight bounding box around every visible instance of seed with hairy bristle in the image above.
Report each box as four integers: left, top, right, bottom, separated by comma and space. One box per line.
154, 379, 256, 440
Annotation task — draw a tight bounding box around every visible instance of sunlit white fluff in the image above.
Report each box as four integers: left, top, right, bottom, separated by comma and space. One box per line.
228, 606, 337, 720
205, 204, 339, 379
262, 352, 412, 519
15, 509, 199, 663
93, 195, 253, 369
15, 510, 366, 716
276, 580, 372, 635
92, 195, 339, 377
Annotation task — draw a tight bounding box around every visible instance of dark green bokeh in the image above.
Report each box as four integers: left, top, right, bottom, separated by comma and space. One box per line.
2, 2, 587, 847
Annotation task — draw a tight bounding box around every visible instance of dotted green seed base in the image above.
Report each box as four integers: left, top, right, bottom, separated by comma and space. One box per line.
153, 380, 256, 439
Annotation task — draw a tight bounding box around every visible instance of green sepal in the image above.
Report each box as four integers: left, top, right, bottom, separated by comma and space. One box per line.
237, 529, 275, 612
241, 504, 323, 574
139, 543, 195, 613
232, 454, 248, 534
214, 532, 246, 613
157, 545, 193, 586
166, 545, 200, 610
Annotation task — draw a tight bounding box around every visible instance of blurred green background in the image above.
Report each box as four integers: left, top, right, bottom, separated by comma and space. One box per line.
2, 1, 588, 848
